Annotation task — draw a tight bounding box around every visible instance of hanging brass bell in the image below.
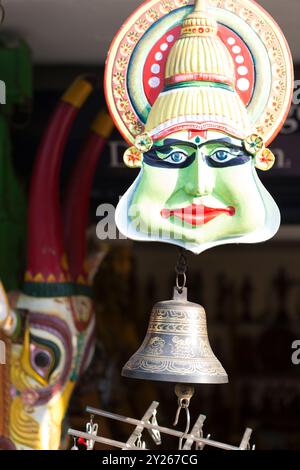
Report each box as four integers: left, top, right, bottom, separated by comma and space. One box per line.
122, 288, 228, 384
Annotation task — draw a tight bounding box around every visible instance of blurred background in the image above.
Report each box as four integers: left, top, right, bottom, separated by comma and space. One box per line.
1, 0, 300, 450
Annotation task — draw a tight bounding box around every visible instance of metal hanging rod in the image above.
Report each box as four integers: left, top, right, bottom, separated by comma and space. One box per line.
68, 428, 147, 451
124, 401, 161, 449
82, 405, 252, 451
239, 428, 253, 450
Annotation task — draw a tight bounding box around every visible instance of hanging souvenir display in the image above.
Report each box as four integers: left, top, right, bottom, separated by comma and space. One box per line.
69, 0, 293, 450
105, 0, 293, 255
104, 0, 293, 408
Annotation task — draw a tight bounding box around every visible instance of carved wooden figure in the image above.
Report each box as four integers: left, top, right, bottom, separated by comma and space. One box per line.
0, 78, 113, 450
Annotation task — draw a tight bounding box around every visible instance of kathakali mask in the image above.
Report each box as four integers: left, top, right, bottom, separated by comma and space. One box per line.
105, 0, 293, 254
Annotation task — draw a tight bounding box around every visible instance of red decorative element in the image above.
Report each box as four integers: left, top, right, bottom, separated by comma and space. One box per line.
218, 25, 254, 106
27, 102, 80, 282
153, 121, 247, 142
77, 437, 88, 447
143, 25, 254, 107
188, 130, 207, 140
143, 25, 181, 105
161, 205, 236, 227
63, 132, 106, 284
69, 296, 93, 333
165, 73, 234, 87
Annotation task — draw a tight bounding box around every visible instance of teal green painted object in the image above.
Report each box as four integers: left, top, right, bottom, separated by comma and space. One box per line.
0, 115, 27, 291
0, 38, 31, 291
0, 37, 32, 112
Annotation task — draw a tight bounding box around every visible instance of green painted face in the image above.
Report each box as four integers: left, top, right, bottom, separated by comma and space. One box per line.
116, 130, 280, 254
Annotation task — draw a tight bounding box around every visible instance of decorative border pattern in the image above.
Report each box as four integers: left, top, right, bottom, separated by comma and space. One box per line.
105, 0, 293, 146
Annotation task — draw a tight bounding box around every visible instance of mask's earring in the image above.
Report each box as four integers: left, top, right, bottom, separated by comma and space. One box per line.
244, 134, 264, 156
243, 134, 275, 171
123, 132, 153, 168
123, 146, 143, 168
255, 148, 276, 171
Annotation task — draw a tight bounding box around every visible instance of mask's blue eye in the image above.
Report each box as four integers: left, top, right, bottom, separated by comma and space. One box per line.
165, 151, 188, 165
206, 147, 250, 168
215, 150, 229, 161
209, 149, 241, 164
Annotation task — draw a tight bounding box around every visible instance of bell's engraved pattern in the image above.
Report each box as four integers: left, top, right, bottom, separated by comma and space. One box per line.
148, 321, 208, 335
126, 358, 226, 375
145, 337, 166, 355
171, 336, 195, 357
150, 306, 206, 321
148, 305, 208, 336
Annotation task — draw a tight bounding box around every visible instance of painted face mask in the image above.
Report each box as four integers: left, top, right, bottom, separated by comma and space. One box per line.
0, 78, 112, 450
105, 0, 293, 254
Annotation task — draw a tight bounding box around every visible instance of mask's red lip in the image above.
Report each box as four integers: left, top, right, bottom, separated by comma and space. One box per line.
161, 204, 236, 226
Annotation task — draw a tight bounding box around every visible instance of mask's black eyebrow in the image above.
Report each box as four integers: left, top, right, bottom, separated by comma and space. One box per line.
152, 139, 198, 155
149, 137, 244, 156
197, 138, 244, 150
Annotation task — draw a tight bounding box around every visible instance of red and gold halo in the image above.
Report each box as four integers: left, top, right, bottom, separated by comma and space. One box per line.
105, 0, 293, 146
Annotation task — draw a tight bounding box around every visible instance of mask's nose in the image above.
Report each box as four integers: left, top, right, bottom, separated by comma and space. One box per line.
184, 151, 215, 197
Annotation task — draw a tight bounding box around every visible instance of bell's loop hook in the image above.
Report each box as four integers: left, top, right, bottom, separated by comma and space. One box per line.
175, 384, 195, 407
176, 272, 187, 293
175, 249, 188, 293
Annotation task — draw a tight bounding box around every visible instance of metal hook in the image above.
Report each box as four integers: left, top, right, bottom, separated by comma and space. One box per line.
136, 432, 146, 449
173, 385, 194, 450
86, 414, 98, 451
178, 407, 191, 450
71, 437, 79, 450
173, 397, 190, 426
149, 409, 161, 445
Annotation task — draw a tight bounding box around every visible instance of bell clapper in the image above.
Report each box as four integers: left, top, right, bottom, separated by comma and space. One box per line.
173, 384, 195, 450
